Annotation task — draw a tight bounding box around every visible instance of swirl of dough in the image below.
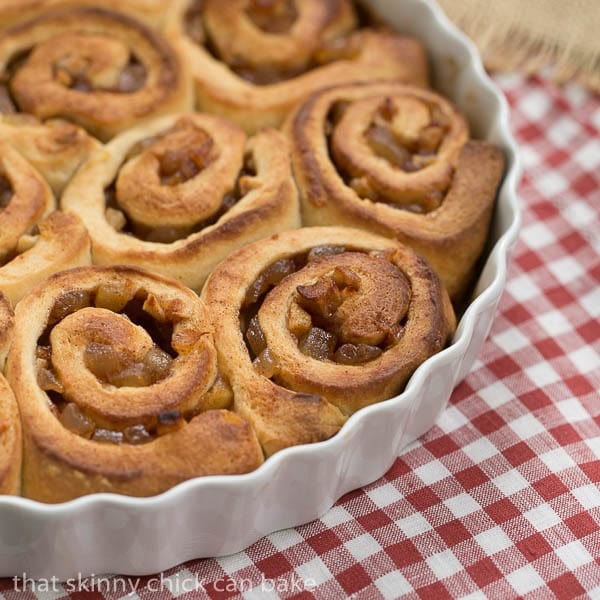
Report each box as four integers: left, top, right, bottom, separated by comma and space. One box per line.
62, 113, 299, 291
0, 6, 192, 140
6, 265, 263, 502
202, 227, 455, 456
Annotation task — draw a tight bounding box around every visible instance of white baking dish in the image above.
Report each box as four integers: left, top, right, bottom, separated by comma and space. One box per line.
0, 0, 521, 578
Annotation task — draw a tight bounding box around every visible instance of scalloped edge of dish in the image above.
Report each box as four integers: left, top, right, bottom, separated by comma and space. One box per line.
0, 0, 521, 579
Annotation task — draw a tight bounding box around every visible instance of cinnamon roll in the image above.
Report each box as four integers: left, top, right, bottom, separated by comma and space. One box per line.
6, 265, 264, 502
286, 82, 506, 301
0, 294, 21, 495
62, 113, 299, 292
0, 6, 192, 141
0, 141, 91, 305
166, 0, 428, 132
202, 227, 456, 456
0, 115, 100, 195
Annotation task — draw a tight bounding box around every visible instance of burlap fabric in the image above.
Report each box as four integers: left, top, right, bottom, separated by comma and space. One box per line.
437, 0, 600, 91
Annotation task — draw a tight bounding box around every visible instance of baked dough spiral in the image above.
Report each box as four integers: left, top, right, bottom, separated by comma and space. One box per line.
202, 227, 456, 456
166, 0, 428, 132
287, 82, 506, 300
0, 141, 91, 305
0, 292, 21, 495
6, 265, 264, 502
62, 113, 299, 291
0, 6, 192, 140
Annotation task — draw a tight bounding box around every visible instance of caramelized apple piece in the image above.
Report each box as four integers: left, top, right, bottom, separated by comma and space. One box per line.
48, 290, 91, 324
157, 134, 214, 186
246, 0, 298, 33
92, 428, 124, 443
299, 327, 337, 361
37, 361, 65, 393
123, 424, 152, 444
85, 342, 172, 387
117, 61, 146, 93
245, 314, 267, 357
143, 346, 172, 380
253, 347, 277, 379
244, 258, 296, 306
335, 343, 382, 365
60, 402, 95, 438
366, 124, 414, 170
307, 245, 346, 262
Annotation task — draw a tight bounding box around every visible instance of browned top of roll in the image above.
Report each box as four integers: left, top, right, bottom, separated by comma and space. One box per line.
0, 373, 21, 495
203, 226, 455, 456
7, 265, 263, 500
0, 6, 191, 140
114, 115, 247, 230
289, 83, 469, 212
30, 266, 217, 429
62, 112, 299, 292
199, 0, 357, 82
0, 291, 13, 368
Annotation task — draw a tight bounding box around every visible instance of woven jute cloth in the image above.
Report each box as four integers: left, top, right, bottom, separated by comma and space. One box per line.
437, 0, 600, 92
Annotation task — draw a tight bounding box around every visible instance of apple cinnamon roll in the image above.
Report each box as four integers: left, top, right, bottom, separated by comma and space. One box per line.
62, 113, 299, 292
202, 227, 456, 456
0, 141, 91, 305
6, 265, 264, 502
287, 83, 506, 301
0, 6, 191, 141
0, 294, 21, 495
166, 0, 428, 133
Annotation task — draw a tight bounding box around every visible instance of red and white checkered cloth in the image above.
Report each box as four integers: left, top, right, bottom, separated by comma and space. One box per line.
1, 73, 599, 599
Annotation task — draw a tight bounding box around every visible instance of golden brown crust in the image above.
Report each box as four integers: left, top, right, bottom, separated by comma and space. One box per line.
0, 141, 53, 263
0, 6, 192, 140
0, 211, 91, 306
0, 294, 21, 495
201, 226, 455, 457
0, 292, 13, 370
0, 373, 21, 495
6, 265, 264, 502
0, 0, 170, 30
166, 0, 428, 133
62, 112, 300, 292
286, 82, 505, 300
0, 115, 100, 195
0, 141, 91, 305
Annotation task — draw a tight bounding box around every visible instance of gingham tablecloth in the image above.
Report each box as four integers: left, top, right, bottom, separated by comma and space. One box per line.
2, 73, 599, 599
